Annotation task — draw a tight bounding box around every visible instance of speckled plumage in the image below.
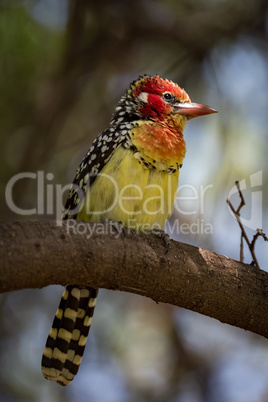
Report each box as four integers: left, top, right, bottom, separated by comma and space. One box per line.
42, 75, 217, 386
62, 75, 190, 220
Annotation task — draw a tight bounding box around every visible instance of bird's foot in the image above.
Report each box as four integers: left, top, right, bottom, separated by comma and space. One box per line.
102, 218, 125, 238
150, 228, 171, 253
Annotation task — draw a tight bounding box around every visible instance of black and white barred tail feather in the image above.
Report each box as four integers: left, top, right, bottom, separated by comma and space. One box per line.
42, 286, 98, 386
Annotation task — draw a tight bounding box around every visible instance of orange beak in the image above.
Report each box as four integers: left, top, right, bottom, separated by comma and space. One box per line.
174, 102, 218, 119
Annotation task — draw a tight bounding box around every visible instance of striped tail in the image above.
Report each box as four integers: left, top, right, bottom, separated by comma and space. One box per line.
41, 286, 98, 386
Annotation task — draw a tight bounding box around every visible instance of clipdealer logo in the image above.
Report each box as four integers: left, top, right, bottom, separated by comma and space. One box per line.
5, 170, 215, 235
5, 171, 69, 219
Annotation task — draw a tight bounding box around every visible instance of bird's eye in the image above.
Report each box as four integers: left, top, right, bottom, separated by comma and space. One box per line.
163, 92, 172, 101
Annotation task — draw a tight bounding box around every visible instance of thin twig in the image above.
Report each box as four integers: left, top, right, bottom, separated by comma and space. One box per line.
226, 181, 261, 270
235, 180, 246, 215
240, 232, 244, 263
251, 229, 268, 251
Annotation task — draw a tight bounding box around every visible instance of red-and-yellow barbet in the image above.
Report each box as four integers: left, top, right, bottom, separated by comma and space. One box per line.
41, 75, 217, 385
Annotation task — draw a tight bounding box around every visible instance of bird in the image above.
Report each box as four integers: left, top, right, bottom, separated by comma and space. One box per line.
41, 75, 217, 386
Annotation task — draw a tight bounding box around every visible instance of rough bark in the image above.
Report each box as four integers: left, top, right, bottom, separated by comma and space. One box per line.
1, 220, 268, 340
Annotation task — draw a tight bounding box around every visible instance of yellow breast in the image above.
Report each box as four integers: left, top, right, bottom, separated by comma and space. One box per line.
77, 146, 179, 231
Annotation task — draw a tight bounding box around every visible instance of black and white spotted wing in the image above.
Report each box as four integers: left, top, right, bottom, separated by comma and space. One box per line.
62, 126, 131, 220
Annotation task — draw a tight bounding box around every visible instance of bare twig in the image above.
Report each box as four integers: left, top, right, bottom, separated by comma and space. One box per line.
226, 196, 258, 267
226, 181, 267, 270
251, 229, 268, 250
240, 232, 244, 263
235, 180, 246, 215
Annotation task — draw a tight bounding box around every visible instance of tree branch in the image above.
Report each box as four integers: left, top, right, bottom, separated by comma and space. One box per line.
1, 220, 268, 340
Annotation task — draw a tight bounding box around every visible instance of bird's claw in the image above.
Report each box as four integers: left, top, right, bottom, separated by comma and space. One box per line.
150, 228, 171, 253
102, 218, 125, 238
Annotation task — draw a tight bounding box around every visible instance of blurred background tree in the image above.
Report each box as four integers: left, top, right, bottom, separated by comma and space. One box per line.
0, 0, 267, 401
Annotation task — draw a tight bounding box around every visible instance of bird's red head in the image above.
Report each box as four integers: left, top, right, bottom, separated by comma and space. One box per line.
129, 75, 217, 123
123, 75, 217, 168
